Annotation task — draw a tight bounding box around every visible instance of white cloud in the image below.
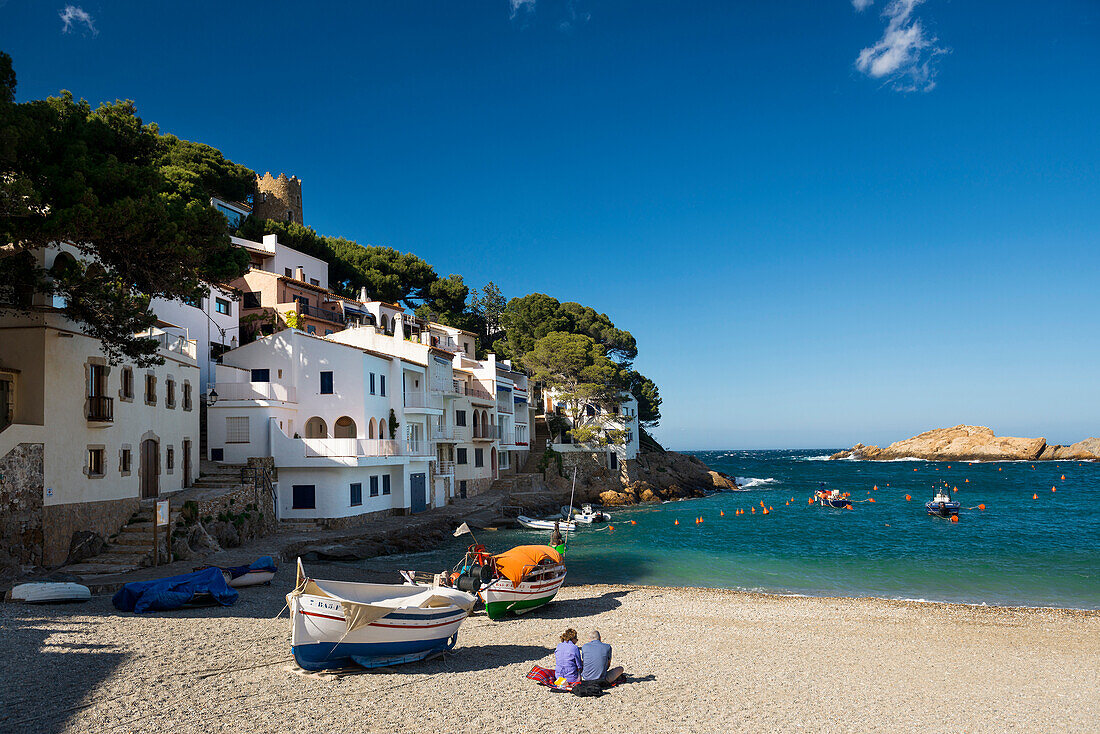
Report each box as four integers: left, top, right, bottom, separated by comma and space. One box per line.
852, 0, 875, 10
855, 0, 946, 92
59, 5, 97, 36
509, 0, 536, 18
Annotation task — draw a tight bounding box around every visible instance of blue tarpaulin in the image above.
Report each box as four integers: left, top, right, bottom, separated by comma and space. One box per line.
112, 567, 238, 613
223, 556, 278, 580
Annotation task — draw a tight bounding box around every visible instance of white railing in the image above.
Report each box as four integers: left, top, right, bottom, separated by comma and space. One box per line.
432, 425, 455, 440
515, 428, 528, 446
404, 391, 443, 410
436, 460, 456, 475
405, 439, 434, 456
496, 398, 514, 414
141, 332, 198, 360
303, 438, 400, 457
214, 382, 297, 402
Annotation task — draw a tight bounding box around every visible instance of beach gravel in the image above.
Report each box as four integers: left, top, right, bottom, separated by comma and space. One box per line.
1, 564, 1098, 733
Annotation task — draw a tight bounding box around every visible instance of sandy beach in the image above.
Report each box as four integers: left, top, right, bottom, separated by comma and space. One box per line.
2, 564, 1098, 734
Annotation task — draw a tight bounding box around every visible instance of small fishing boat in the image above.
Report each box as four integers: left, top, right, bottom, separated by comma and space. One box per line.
517, 515, 576, 532
8, 582, 91, 604
562, 504, 611, 524
815, 488, 851, 509
288, 559, 476, 671
926, 486, 961, 517
403, 544, 567, 621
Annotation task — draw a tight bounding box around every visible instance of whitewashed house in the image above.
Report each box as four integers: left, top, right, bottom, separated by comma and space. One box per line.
206, 329, 438, 523
0, 245, 199, 567
543, 388, 640, 464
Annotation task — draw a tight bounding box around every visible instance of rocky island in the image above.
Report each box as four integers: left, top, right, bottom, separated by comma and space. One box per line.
830, 425, 1100, 462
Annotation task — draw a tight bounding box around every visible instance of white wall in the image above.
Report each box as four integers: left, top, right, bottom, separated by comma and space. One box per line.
151, 285, 239, 393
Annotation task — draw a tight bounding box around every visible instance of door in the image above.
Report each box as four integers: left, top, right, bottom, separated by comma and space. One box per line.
410, 473, 427, 514
140, 439, 159, 499
182, 440, 192, 488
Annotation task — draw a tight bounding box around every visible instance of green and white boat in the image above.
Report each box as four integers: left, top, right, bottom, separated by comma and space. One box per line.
478, 545, 567, 620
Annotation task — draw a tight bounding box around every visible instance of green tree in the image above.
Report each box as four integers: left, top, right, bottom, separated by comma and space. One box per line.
0, 72, 250, 364
521, 332, 625, 445
626, 369, 662, 427
0, 51, 15, 103
557, 301, 637, 364
496, 293, 636, 365
469, 281, 506, 337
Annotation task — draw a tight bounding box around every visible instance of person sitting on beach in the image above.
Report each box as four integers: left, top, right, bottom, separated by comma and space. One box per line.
580, 630, 624, 685
554, 628, 583, 685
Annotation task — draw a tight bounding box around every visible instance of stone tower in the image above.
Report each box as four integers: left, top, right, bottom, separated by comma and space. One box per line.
253, 172, 303, 224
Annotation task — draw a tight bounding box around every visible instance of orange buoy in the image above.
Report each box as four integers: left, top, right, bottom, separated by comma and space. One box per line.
785, 501, 790, 506
751, 507, 756, 514
844, 505, 853, 510
905, 494, 911, 501
953, 486, 958, 491
950, 515, 959, 523
913, 468, 918, 472
873, 485, 878, 491
720, 510, 725, 516
1031, 465, 1035, 469
978, 504, 986, 510
1061, 474, 1066, 481
762, 508, 769, 515
1051, 486, 1057, 492
1032, 493, 1038, 500
998, 467, 1002, 471
808, 497, 814, 505
609, 525, 614, 531
886, 483, 890, 486
630, 520, 637, 525
674, 519, 679, 525
768, 506, 773, 511
868, 498, 876, 503
947, 465, 951, 469
965, 478, 969, 483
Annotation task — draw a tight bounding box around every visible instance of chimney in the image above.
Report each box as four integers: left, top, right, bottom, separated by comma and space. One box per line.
294, 266, 305, 281
359, 286, 368, 302
503, 359, 512, 370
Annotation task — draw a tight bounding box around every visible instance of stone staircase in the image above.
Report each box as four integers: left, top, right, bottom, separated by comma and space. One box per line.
521, 416, 553, 474
64, 503, 180, 577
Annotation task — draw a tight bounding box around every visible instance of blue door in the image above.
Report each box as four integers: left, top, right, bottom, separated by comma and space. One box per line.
410, 473, 427, 514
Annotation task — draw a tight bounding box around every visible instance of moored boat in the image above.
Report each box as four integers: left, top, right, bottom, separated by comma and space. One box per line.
564, 504, 611, 524
288, 559, 476, 671
815, 488, 852, 508
926, 486, 961, 517
479, 545, 567, 620
8, 582, 91, 604
517, 515, 576, 532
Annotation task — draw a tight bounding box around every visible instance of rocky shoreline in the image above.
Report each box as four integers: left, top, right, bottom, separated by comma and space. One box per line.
831, 425, 1100, 462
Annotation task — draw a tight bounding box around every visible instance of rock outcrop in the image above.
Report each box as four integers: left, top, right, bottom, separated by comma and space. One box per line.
830, 425, 1100, 462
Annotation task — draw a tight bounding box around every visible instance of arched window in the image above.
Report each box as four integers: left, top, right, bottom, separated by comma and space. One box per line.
378, 416, 388, 439
304, 416, 327, 439
334, 416, 356, 438
368, 418, 377, 439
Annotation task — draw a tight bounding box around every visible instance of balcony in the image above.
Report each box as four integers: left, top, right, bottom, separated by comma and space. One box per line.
428, 335, 461, 354
452, 426, 470, 442
404, 391, 443, 411
465, 383, 494, 404
515, 429, 528, 446
296, 302, 346, 326
496, 397, 514, 415
302, 438, 401, 458
86, 395, 114, 422
435, 460, 456, 476
431, 425, 456, 441
139, 331, 198, 360
213, 382, 297, 403
472, 424, 500, 441
405, 439, 434, 457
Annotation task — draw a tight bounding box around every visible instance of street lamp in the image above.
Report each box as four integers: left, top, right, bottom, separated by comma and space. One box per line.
208, 388, 218, 405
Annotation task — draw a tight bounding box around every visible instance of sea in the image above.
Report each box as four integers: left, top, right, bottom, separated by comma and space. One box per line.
359, 450, 1100, 610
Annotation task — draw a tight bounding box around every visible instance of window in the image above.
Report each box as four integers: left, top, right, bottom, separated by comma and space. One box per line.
166, 447, 175, 473
474, 448, 484, 468
379, 375, 386, 396
382, 475, 391, 496
166, 378, 176, 408
285, 267, 293, 277
87, 364, 107, 397
242, 292, 261, 309
215, 298, 230, 315
293, 294, 309, 308
457, 448, 468, 465
320, 371, 333, 395
369, 373, 376, 395
251, 369, 270, 383
307, 325, 316, 335
145, 374, 157, 405
456, 410, 467, 427
120, 367, 134, 400
310, 278, 320, 286
292, 485, 316, 509
369, 476, 379, 497
87, 448, 105, 477
226, 417, 250, 443
350, 483, 363, 506
120, 447, 132, 474
183, 383, 192, 411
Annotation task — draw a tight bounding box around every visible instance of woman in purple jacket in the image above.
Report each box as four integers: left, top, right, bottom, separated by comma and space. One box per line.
554, 628, 583, 684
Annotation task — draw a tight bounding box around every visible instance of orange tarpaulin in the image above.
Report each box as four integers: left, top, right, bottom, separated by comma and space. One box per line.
492, 545, 563, 587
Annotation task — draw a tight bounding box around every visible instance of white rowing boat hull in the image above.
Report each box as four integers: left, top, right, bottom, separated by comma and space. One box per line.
516, 515, 576, 532
9, 582, 91, 604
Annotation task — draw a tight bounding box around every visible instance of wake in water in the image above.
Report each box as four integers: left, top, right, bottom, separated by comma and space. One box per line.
735, 477, 781, 489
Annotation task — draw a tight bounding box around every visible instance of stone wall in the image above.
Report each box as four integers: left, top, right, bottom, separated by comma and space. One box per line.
0, 442, 44, 570
464, 477, 494, 498
253, 172, 303, 224
42, 496, 140, 567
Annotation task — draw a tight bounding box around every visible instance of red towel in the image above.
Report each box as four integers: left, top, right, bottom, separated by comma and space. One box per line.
526, 665, 556, 686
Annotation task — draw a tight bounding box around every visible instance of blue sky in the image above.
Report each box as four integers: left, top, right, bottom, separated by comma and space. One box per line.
4, 1, 1099, 449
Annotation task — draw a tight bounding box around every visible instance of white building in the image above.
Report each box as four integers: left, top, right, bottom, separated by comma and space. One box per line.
206, 329, 438, 523
150, 284, 240, 393
543, 388, 640, 463
1, 246, 199, 567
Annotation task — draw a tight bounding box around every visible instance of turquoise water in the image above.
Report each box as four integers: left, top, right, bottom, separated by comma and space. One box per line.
363, 450, 1100, 609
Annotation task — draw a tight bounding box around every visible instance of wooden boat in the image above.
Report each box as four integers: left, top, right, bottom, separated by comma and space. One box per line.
517, 515, 576, 532
926, 487, 961, 517
8, 582, 91, 604
404, 544, 567, 621
288, 559, 476, 671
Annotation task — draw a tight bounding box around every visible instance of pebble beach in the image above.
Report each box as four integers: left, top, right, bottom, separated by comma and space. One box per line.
3, 563, 1098, 734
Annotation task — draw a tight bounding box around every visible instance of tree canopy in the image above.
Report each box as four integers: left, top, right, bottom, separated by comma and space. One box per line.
495, 293, 637, 365
626, 369, 662, 427
0, 62, 250, 364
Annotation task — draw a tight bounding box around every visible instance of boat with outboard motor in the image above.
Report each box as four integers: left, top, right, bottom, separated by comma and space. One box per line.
288, 559, 476, 671
402, 543, 567, 621
562, 504, 611, 524
926, 485, 961, 518
814, 487, 852, 509
517, 515, 577, 532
